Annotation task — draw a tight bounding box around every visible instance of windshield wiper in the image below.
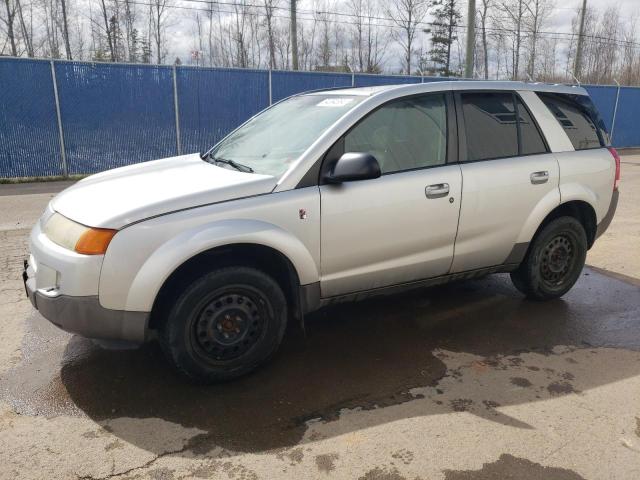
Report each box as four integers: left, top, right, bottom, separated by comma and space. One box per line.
206, 154, 254, 173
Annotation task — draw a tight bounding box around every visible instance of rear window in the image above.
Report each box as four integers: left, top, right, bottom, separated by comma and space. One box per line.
537, 92, 606, 150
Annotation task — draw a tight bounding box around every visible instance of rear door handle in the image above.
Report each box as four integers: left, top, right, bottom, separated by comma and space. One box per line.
530, 171, 549, 184
425, 183, 450, 199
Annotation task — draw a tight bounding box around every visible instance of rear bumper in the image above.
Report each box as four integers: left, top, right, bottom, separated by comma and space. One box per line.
595, 189, 619, 240
25, 273, 149, 343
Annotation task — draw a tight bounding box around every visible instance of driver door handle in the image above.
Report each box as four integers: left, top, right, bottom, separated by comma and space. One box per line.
530, 171, 549, 184
425, 183, 450, 199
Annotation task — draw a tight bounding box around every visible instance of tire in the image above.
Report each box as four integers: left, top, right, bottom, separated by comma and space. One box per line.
160, 266, 288, 383
510, 216, 588, 301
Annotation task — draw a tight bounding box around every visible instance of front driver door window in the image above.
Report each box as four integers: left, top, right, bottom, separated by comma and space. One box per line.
319, 93, 463, 297
344, 94, 448, 173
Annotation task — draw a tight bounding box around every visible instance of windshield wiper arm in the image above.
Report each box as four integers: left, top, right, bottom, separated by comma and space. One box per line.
208, 155, 254, 173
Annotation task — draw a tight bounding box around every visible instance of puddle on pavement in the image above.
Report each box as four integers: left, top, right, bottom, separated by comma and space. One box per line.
1, 268, 639, 454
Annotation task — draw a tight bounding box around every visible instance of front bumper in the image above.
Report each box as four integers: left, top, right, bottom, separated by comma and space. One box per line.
24, 262, 149, 343
24, 215, 150, 343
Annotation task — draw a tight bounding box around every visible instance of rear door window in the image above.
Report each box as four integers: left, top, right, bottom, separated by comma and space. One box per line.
537, 92, 603, 150
460, 92, 519, 161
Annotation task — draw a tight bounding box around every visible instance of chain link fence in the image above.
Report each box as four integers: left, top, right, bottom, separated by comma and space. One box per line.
0, 57, 636, 179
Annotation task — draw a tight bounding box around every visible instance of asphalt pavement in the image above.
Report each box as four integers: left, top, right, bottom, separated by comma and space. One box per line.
0, 157, 639, 480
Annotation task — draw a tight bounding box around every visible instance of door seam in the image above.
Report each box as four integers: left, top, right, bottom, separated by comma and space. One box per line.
448, 163, 464, 274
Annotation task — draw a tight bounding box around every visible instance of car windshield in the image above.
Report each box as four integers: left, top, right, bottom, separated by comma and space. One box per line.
208, 94, 364, 177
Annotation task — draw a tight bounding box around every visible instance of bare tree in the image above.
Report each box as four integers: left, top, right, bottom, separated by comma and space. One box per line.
478, 0, 491, 79
275, 21, 290, 68
263, 0, 278, 69
42, 0, 61, 58
619, 14, 639, 85
315, 6, 332, 68
347, 0, 365, 71
2, 0, 18, 55
363, 0, 386, 72
298, 8, 316, 69
582, 6, 620, 84
387, 0, 429, 74
346, 0, 385, 73
495, 0, 528, 80
16, 0, 34, 56
58, 0, 70, 58
123, 0, 138, 61
229, 1, 249, 67
524, 0, 553, 80
149, 0, 170, 64
97, 0, 115, 60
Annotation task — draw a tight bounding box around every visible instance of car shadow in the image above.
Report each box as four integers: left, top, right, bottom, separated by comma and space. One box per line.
5, 269, 640, 455
52, 269, 640, 453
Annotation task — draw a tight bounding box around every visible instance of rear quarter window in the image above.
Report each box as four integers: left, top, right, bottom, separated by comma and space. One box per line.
537, 92, 606, 150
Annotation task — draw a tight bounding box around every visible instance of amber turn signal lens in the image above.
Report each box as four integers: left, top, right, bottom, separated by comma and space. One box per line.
74, 228, 117, 255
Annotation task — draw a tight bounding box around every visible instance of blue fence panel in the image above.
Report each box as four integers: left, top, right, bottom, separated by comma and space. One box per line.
177, 67, 269, 154
0, 59, 63, 177
609, 87, 640, 148
55, 62, 177, 175
354, 74, 422, 87
583, 85, 618, 133
271, 71, 352, 102
4, 61, 640, 179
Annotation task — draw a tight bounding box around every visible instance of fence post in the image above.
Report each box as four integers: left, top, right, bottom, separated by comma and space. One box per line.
268, 69, 273, 105
610, 79, 621, 144
173, 65, 182, 155
351, 72, 355, 87
50, 60, 68, 177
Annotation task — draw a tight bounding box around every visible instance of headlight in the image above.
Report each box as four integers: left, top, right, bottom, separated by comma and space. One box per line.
44, 213, 117, 255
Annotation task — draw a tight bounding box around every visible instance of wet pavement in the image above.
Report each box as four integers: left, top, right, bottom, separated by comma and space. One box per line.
2, 268, 640, 462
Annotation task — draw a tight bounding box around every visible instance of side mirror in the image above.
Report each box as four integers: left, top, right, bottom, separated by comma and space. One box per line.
324, 152, 381, 184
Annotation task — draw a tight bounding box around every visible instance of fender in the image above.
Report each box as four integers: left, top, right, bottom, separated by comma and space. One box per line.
514, 186, 562, 245
559, 182, 604, 223
101, 219, 320, 312
514, 183, 600, 249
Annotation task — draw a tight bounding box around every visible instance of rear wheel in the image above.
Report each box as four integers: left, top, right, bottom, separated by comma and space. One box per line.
160, 266, 287, 383
510, 217, 587, 300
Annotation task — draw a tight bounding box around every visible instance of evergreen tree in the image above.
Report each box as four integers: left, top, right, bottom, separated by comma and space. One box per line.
129, 28, 140, 63
140, 37, 152, 64
429, 0, 462, 77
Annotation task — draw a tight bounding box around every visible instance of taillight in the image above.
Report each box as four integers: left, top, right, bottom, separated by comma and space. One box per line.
608, 146, 621, 190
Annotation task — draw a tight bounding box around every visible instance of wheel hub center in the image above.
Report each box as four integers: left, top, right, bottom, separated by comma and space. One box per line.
548, 245, 569, 273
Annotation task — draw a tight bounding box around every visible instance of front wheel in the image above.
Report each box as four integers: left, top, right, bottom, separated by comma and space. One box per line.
510, 217, 588, 300
160, 266, 288, 383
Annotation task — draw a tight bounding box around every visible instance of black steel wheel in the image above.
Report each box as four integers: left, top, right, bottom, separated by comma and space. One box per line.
160, 267, 287, 383
192, 288, 268, 364
539, 234, 577, 289
510, 216, 588, 300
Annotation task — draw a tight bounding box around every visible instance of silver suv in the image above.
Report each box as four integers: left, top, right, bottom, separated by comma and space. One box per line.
24, 81, 620, 382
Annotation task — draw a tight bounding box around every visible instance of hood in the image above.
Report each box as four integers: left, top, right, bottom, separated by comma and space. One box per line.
51, 154, 278, 228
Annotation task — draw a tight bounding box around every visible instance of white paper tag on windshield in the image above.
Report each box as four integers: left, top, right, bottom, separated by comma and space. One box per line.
316, 98, 354, 107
